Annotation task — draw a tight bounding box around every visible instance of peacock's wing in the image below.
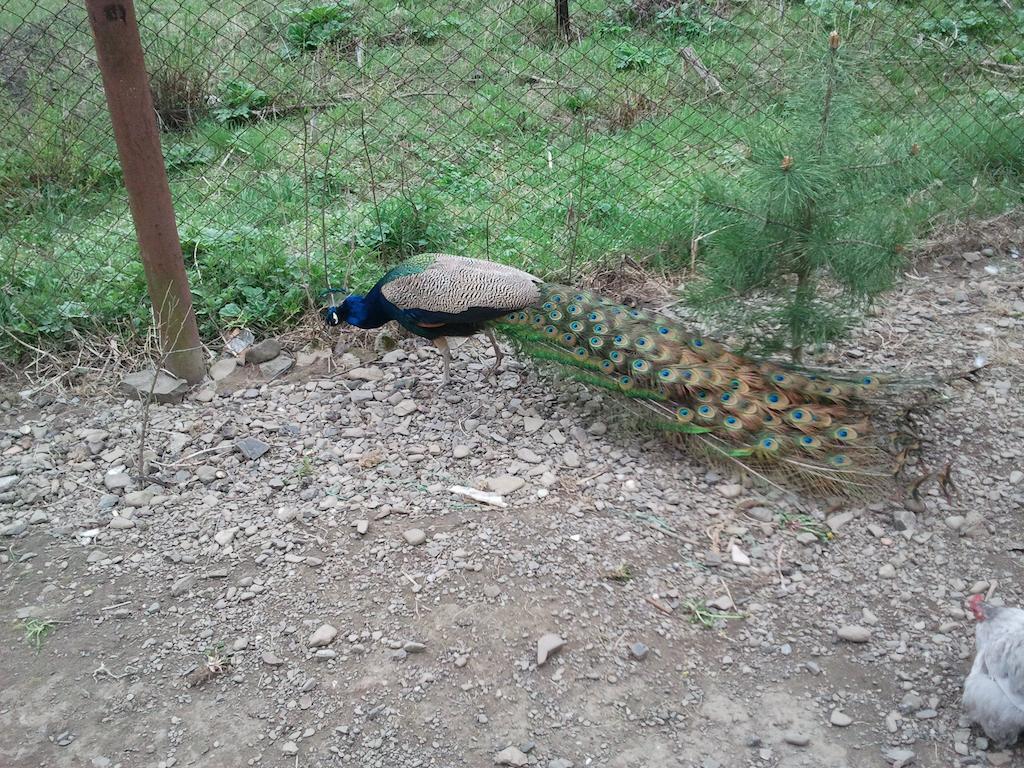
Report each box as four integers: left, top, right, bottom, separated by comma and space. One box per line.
495, 282, 906, 498
380, 254, 542, 323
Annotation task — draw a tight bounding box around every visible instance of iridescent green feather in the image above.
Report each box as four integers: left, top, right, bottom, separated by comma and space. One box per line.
492, 282, 903, 498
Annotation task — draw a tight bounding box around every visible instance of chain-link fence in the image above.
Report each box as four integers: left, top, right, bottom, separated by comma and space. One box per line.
1, 0, 1022, 359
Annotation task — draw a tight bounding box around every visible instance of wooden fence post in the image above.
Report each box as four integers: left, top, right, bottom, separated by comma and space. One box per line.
555, 0, 571, 41
85, 0, 205, 384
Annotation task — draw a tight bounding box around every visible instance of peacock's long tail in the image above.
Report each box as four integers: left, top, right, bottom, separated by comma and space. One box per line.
492, 282, 901, 498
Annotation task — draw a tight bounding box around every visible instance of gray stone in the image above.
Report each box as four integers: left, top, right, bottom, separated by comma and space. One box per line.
98, 494, 119, 510
28, 510, 48, 525
1, 520, 28, 536
548, 761, 574, 768
209, 358, 237, 381
124, 490, 155, 508
236, 437, 270, 461
892, 509, 917, 531
308, 624, 337, 648
214, 528, 238, 547
403, 528, 427, 546
537, 633, 566, 666
1010, 470, 1023, 485
119, 369, 189, 404
629, 642, 649, 660
262, 652, 284, 666
718, 483, 742, 498
882, 747, 916, 766
403, 641, 427, 654
486, 476, 525, 494
783, 733, 810, 747
281, 741, 298, 756
495, 746, 528, 766
829, 710, 852, 727
248, 339, 282, 364
103, 473, 132, 491
348, 367, 384, 381
453, 445, 471, 459
107, 516, 135, 530
170, 574, 196, 596
878, 563, 897, 578
837, 625, 871, 643
0, 475, 18, 493
259, 354, 293, 379
393, 399, 417, 417
516, 447, 542, 464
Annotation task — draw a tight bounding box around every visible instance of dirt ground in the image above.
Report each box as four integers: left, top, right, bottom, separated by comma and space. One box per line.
1, 230, 1023, 768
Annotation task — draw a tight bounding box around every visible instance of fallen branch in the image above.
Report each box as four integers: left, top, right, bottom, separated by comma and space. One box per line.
679, 47, 724, 95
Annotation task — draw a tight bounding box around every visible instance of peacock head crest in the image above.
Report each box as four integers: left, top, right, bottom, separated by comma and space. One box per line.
321, 287, 352, 327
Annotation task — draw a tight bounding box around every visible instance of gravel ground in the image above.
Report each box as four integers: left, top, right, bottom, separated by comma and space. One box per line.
1, 244, 1022, 768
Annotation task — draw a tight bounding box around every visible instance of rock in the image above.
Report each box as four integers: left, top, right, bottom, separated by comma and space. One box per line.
1010, 470, 1023, 485
718, 483, 742, 498
783, 733, 810, 747
170, 574, 196, 596
259, 354, 293, 379
403, 641, 427, 654
261, 652, 284, 666
486, 476, 525, 494
354, 520, 369, 535
827, 511, 854, 530
562, 450, 581, 468
516, 447, 542, 464
484, 584, 501, 598
403, 528, 427, 546
548, 760, 574, 768
708, 595, 734, 611
629, 642, 649, 660
882, 747, 916, 766
103, 473, 132, 491
730, 543, 750, 566
107, 516, 135, 530
348, 367, 384, 381
536, 633, 566, 666
878, 563, 897, 578
892, 509, 917, 531
236, 437, 270, 461
829, 710, 852, 727
119, 369, 189, 404
1, 520, 28, 536
124, 490, 155, 508
209, 358, 237, 381
214, 528, 238, 547
453, 445, 471, 459
393, 399, 417, 417
837, 625, 871, 643
308, 624, 337, 648
587, 421, 607, 436
523, 416, 545, 434
281, 740, 298, 756
0, 475, 18, 493
248, 339, 282, 364
494, 746, 528, 766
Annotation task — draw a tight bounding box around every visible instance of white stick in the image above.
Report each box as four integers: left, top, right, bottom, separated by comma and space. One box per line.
449, 485, 508, 508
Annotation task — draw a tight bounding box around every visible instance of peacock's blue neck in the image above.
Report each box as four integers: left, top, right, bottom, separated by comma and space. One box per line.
343, 290, 391, 329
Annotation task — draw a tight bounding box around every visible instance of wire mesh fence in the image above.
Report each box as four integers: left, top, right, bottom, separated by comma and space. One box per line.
1, 0, 1022, 360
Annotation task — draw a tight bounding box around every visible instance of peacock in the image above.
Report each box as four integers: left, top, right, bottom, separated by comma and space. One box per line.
323, 252, 909, 497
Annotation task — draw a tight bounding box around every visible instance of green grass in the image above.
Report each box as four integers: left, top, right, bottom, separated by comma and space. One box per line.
1, 0, 1022, 357
19, 617, 55, 650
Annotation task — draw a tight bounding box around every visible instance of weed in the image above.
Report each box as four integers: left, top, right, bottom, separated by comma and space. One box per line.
283, 3, 358, 57
296, 456, 314, 478
777, 512, 834, 542
148, 43, 211, 132
20, 617, 55, 650
357, 194, 451, 263
612, 42, 673, 70
683, 599, 745, 628
604, 563, 634, 582
212, 79, 270, 124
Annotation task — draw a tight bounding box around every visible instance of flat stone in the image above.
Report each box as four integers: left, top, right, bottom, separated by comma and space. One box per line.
1, 520, 28, 536
348, 367, 384, 381
259, 354, 293, 379
548, 761, 574, 768
837, 625, 871, 643
827, 511, 854, 530
103, 473, 132, 491
262, 652, 284, 666
523, 416, 545, 434
403, 528, 427, 546
248, 339, 282, 364
403, 641, 427, 654
0, 475, 18, 493
892, 509, 917, 531
486, 476, 525, 494
393, 399, 417, 417
495, 746, 528, 766
629, 642, 649, 660
214, 528, 238, 547
124, 490, 155, 508
537, 633, 566, 666
308, 624, 337, 648
453, 445, 471, 459
119, 369, 189, 404
882, 747, 916, 766
718, 483, 742, 498
783, 732, 810, 747
280, 741, 298, 756
236, 437, 270, 461
829, 709, 852, 727
878, 563, 897, 578
107, 516, 135, 530
209, 358, 237, 381
516, 447, 542, 464
170, 574, 196, 596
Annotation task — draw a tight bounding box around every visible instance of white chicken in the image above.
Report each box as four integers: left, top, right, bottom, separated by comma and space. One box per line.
963, 594, 1024, 748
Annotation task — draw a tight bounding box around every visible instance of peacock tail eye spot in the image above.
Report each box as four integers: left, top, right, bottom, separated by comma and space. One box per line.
837, 429, 848, 438
632, 359, 650, 373
730, 379, 741, 390
589, 336, 603, 348
829, 454, 851, 467
562, 333, 575, 344
801, 436, 813, 444
543, 302, 554, 311
567, 304, 580, 315
692, 339, 704, 348
676, 407, 693, 423
609, 350, 622, 362
774, 374, 786, 383
792, 409, 803, 419
532, 313, 544, 324
761, 438, 776, 449
593, 323, 606, 334
548, 310, 563, 321
721, 392, 732, 403
618, 375, 633, 388
550, 293, 563, 303
569, 321, 583, 332
682, 370, 693, 380
600, 360, 614, 371
862, 376, 874, 385
658, 326, 670, 335
574, 294, 585, 302
768, 393, 779, 403
575, 347, 588, 358
659, 368, 672, 379
763, 413, 776, 424
628, 309, 641, 318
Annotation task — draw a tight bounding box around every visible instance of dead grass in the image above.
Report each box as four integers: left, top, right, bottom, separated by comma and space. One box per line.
908, 208, 1024, 261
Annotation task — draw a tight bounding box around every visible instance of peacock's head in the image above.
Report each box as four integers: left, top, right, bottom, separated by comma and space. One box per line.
322, 293, 376, 329
321, 288, 355, 327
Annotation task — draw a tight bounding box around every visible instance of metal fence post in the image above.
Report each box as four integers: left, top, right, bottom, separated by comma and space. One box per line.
85, 0, 205, 384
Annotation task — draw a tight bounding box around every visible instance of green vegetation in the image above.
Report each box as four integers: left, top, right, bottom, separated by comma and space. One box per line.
19, 617, 55, 650
0, 0, 1021, 358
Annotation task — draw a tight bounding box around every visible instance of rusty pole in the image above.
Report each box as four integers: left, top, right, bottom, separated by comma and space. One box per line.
85, 0, 205, 384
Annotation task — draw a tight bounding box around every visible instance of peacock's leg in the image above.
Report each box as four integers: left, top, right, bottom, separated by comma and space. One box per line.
484, 328, 503, 378
433, 336, 451, 385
